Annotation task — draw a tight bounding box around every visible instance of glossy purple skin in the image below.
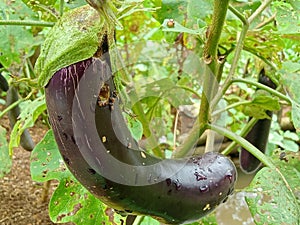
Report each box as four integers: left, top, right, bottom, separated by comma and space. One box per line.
240, 70, 276, 174
45, 57, 237, 224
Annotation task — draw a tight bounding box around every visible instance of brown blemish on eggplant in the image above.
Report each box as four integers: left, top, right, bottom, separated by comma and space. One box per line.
98, 83, 110, 107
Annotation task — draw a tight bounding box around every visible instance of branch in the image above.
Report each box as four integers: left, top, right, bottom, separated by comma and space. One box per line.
233, 78, 291, 103
209, 124, 276, 170
0, 20, 54, 27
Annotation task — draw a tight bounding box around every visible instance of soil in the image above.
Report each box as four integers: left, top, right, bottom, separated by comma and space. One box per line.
0, 109, 72, 225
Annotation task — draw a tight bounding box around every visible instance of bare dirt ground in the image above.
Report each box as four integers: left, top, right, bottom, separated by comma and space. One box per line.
0, 110, 72, 225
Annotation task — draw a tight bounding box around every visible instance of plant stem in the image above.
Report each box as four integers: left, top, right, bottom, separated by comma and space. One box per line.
211, 15, 249, 108
172, 122, 207, 158
59, 0, 65, 17
212, 1, 274, 107
243, 46, 276, 70
130, 92, 164, 158
212, 100, 251, 117
0, 99, 22, 119
255, 14, 276, 29
177, 85, 202, 99
111, 47, 164, 157
221, 117, 258, 155
0, 91, 34, 120
209, 124, 276, 170
199, 0, 229, 153
173, 0, 230, 158
248, 0, 273, 23
228, 5, 247, 25
0, 20, 54, 27
233, 78, 291, 103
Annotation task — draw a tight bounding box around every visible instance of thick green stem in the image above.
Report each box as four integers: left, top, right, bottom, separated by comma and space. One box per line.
221, 117, 258, 155
173, 0, 229, 158
199, 0, 229, 153
209, 124, 276, 170
203, 0, 230, 62
0, 20, 54, 27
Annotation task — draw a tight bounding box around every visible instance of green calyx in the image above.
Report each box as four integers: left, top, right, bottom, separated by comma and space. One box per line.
35, 5, 114, 87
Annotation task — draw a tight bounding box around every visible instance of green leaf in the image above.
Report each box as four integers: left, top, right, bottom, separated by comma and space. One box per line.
124, 113, 143, 141
281, 72, 300, 101
162, 19, 203, 35
272, 1, 300, 34
156, 0, 188, 24
187, 0, 213, 26
281, 139, 299, 152
142, 78, 192, 107
22, 0, 57, 20
30, 130, 68, 181
245, 150, 300, 225
282, 61, 300, 73
290, 97, 300, 133
0, 0, 38, 68
0, 125, 12, 178
281, 71, 300, 131
35, 5, 106, 87
30, 130, 120, 224
243, 91, 280, 119
286, 0, 300, 10
157, 0, 213, 28
198, 213, 217, 225
283, 130, 299, 141
137, 216, 160, 225
49, 177, 112, 225
9, 96, 46, 153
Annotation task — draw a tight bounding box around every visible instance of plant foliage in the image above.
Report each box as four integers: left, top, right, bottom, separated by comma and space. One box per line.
0, 0, 300, 224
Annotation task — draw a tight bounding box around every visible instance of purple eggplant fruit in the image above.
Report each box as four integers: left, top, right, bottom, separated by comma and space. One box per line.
240, 68, 277, 174
45, 42, 237, 224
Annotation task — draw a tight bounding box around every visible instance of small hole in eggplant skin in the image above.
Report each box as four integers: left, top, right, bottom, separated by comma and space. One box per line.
57, 115, 63, 121
165, 178, 172, 186
62, 155, 70, 165
87, 168, 96, 175
62, 132, 68, 140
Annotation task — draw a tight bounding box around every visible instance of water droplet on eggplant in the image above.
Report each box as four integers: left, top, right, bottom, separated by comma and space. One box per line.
199, 185, 209, 193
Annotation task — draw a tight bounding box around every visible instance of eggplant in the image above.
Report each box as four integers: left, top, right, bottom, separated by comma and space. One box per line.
45, 41, 237, 223
0, 73, 9, 92
240, 68, 277, 174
